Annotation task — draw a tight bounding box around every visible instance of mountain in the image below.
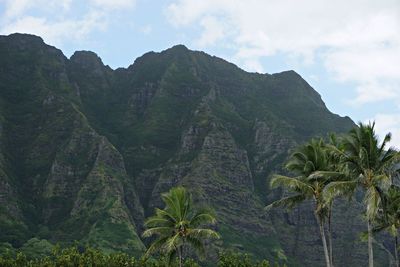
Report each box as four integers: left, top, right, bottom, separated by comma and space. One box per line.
0, 33, 388, 266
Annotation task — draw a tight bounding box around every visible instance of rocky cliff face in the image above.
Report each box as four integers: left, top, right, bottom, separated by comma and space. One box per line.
0, 33, 387, 266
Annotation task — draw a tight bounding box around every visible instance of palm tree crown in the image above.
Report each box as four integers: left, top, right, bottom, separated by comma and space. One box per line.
266, 138, 335, 267
324, 122, 399, 267
142, 186, 220, 266
267, 138, 333, 217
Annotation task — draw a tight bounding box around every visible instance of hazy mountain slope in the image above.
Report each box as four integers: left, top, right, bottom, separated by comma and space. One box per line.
0, 33, 389, 266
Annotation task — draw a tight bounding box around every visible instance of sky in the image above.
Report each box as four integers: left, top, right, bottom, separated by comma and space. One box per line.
1, 0, 400, 147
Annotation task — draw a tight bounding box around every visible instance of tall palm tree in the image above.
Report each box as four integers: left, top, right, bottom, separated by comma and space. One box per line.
324, 122, 398, 267
266, 138, 335, 267
322, 133, 346, 267
142, 186, 220, 267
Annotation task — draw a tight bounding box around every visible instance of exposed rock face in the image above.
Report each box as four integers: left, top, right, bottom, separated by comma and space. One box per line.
0, 34, 144, 253
0, 33, 386, 266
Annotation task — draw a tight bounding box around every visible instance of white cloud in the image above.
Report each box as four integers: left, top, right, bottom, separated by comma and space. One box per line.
195, 16, 226, 47
2, 0, 32, 20
2, 0, 73, 21
166, 0, 400, 145
342, 81, 398, 107
166, 0, 400, 105
0, 0, 136, 46
90, 0, 136, 10
1, 12, 106, 46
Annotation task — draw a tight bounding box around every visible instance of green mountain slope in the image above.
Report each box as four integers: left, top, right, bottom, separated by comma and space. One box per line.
0, 33, 388, 266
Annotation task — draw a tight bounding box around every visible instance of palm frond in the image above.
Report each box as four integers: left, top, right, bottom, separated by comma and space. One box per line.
145, 215, 175, 227
378, 132, 392, 154
144, 236, 170, 259
265, 194, 306, 211
188, 228, 220, 240
323, 180, 357, 202
372, 174, 391, 192
164, 233, 182, 254
365, 186, 381, 220
154, 208, 178, 223
162, 193, 182, 220
142, 227, 173, 238
190, 210, 216, 227
308, 171, 343, 182
270, 175, 313, 194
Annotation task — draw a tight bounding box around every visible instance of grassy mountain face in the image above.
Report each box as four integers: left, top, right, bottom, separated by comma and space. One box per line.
0, 33, 387, 266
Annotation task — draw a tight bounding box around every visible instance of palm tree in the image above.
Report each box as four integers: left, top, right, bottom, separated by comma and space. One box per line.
322, 133, 346, 267
266, 138, 335, 267
324, 122, 398, 267
142, 186, 220, 266
374, 185, 400, 267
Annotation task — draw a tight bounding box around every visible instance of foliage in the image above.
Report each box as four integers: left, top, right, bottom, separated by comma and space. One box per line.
217, 251, 286, 267
266, 138, 340, 218
0, 247, 288, 267
324, 122, 399, 219
323, 122, 400, 267
19, 238, 53, 259
143, 187, 220, 265
265, 136, 348, 267
0, 246, 171, 267
373, 185, 400, 265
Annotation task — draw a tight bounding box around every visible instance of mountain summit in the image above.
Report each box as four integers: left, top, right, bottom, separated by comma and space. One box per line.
0, 33, 378, 266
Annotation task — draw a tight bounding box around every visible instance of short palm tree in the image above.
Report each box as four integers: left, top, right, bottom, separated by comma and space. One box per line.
142, 186, 220, 267
324, 122, 399, 267
266, 138, 335, 267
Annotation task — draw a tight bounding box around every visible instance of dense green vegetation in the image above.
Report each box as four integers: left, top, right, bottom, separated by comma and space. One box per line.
0, 240, 287, 267
0, 246, 284, 267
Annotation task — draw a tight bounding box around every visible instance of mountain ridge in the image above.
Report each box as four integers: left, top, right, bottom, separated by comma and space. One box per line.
0, 33, 383, 266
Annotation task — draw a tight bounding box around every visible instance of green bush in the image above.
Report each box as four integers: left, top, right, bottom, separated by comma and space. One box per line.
0, 246, 282, 267
0, 246, 201, 267
218, 251, 271, 267
217, 251, 287, 267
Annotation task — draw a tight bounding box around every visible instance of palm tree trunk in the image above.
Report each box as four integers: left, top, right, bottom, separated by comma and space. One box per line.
181, 242, 185, 266
395, 235, 399, 267
316, 214, 331, 267
177, 246, 183, 267
368, 220, 374, 267
328, 205, 334, 267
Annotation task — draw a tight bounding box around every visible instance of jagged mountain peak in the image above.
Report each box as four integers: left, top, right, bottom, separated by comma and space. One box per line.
70, 50, 103, 64
69, 50, 110, 73
0, 32, 44, 44
163, 44, 189, 53
0, 33, 64, 58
